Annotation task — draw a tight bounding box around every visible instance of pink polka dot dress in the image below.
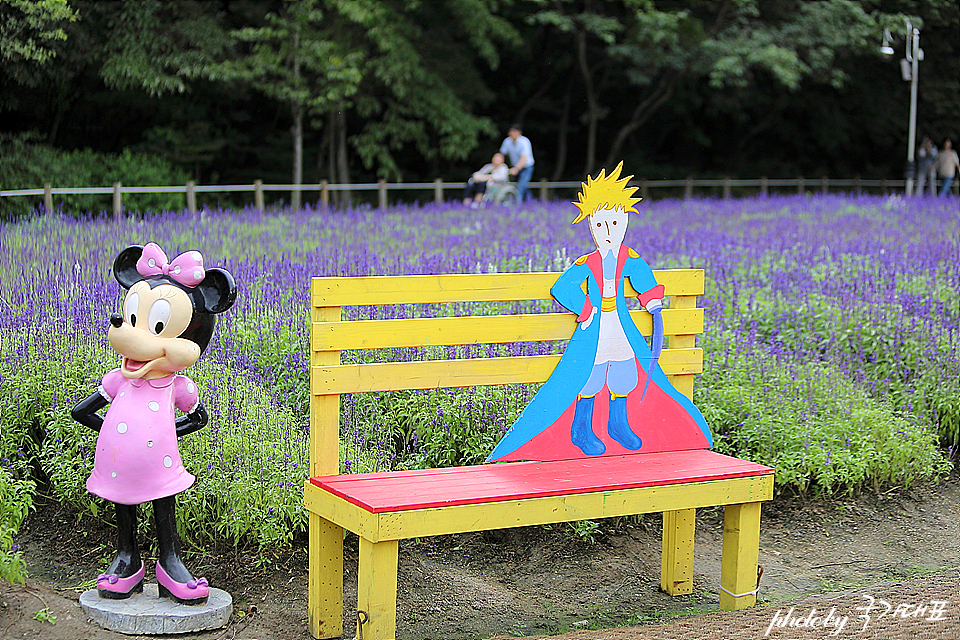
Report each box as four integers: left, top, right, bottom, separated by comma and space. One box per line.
87, 369, 199, 505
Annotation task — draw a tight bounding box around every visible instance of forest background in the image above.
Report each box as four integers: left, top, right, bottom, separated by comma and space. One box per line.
1, 0, 959, 209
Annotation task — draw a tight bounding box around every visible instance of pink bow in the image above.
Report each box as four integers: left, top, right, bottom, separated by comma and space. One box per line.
136, 243, 205, 287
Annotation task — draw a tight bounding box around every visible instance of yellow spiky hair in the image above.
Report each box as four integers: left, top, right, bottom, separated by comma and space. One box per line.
572, 161, 642, 224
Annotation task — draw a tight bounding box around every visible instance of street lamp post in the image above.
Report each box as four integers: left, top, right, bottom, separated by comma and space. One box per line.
882, 20, 922, 196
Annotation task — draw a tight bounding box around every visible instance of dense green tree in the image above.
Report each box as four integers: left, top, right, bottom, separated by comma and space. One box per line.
0, 0, 957, 193
0, 0, 76, 68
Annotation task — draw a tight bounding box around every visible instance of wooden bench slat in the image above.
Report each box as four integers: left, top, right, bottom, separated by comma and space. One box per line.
311, 308, 703, 351
311, 270, 704, 306
309, 450, 773, 513
311, 349, 703, 394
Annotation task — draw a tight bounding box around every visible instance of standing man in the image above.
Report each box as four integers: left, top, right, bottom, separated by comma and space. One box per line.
500, 124, 535, 202
935, 139, 959, 197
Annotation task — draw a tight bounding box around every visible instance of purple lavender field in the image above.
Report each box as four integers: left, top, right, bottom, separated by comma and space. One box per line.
1, 194, 956, 545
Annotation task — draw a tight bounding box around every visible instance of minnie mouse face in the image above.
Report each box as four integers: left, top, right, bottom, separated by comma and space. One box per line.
108, 244, 236, 380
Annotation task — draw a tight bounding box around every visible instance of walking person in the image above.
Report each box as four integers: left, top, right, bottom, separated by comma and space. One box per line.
916, 136, 938, 196
500, 124, 535, 202
935, 139, 959, 197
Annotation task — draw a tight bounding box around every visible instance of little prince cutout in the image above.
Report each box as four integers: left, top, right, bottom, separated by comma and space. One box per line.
487, 163, 712, 462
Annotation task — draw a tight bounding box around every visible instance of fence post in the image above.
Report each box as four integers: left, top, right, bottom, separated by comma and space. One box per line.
760, 177, 768, 197
640, 179, 649, 200
113, 182, 123, 219
854, 176, 862, 193
378, 179, 387, 209
796, 177, 805, 195
722, 177, 731, 199
186, 181, 196, 214
880, 179, 888, 194
254, 179, 264, 211
821, 176, 829, 194
539, 178, 548, 201
434, 178, 443, 204
43, 183, 53, 215
320, 180, 329, 207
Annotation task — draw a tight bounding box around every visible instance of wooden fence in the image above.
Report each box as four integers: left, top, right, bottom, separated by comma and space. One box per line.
1, 176, 952, 216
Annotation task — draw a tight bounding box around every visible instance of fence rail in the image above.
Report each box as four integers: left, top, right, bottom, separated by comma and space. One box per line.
2, 176, 949, 216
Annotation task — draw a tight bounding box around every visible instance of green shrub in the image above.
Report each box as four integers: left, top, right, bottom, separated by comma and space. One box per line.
0, 133, 191, 218
698, 332, 952, 497
0, 468, 34, 584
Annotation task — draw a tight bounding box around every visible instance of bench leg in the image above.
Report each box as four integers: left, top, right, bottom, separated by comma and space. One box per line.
661, 508, 695, 595
357, 537, 399, 640
308, 513, 344, 639
720, 501, 761, 610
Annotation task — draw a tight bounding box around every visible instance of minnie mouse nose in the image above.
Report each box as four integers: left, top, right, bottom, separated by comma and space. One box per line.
110, 314, 123, 328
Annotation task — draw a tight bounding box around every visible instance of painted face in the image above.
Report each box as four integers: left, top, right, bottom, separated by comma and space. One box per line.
589, 205, 628, 254
108, 280, 201, 380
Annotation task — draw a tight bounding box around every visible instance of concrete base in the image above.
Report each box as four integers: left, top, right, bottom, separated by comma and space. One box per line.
80, 584, 232, 635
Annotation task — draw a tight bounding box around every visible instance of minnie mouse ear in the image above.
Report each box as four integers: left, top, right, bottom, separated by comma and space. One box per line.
196, 268, 237, 314
113, 245, 145, 288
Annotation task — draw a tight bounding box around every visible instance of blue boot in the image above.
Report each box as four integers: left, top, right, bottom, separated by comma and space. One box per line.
608, 395, 642, 450
570, 396, 604, 456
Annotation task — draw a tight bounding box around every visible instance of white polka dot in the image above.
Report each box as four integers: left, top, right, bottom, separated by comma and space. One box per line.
193, 269, 203, 280
119, 392, 125, 397
111, 471, 117, 478
172, 265, 181, 274
186, 382, 195, 394
163, 456, 173, 468
148, 401, 160, 412
148, 258, 156, 267
147, 441, 154, 448
117, 422, 128, 434
192, 252, 201, 259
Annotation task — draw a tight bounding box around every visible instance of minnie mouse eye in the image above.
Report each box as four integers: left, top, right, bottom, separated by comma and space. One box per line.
124, 292, 140, 326
147, 299, 172, 336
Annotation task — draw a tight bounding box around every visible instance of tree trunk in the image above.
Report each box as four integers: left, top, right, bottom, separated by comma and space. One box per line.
335, 105, 351, 204
604, 71, 680, 169
575, 30, 598, 176
551, 84, 572, 181
291, 29, 303, 210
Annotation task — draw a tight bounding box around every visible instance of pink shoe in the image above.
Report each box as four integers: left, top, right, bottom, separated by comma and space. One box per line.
97, 562, 145, 599
155, 561, 209, 605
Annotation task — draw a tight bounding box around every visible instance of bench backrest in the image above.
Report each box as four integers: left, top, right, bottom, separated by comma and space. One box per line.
309, 270, 705, 477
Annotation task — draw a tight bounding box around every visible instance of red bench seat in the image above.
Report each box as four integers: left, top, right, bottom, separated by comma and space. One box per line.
310, 450, 773, 513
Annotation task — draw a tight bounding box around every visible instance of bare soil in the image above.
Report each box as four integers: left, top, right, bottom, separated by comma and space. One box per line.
2, 471, 959, 640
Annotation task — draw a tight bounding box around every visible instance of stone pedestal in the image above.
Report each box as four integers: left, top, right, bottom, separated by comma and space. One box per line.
80, 584, 232, 635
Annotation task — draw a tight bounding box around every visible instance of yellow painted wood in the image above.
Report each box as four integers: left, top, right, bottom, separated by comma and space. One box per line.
305, 482, 382, 539
669, 374, 694, 400
311, 308, 703, 351
356, 538, 399, 640
307, 513, 344, 639
310, 306, 341, 478
719, 501, 763, 610
304, 475, 772, 543
311, 349, 703, 395
670, 294, 699, 310
661, 509, 696, 595
311, 270, 704, 307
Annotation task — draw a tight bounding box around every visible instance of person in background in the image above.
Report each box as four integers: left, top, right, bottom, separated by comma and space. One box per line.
915, 136, 938, 196
500, 124, 535, 202
935, 139, 959, 197
463, 152, 509, 208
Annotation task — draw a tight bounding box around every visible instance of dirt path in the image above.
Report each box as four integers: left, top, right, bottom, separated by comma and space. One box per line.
3, 471, 958, 640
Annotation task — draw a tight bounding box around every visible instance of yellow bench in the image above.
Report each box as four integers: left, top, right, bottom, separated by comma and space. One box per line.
304, 270, 774, 640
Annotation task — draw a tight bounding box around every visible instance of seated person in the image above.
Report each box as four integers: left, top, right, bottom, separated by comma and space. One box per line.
463, 152, 509, 207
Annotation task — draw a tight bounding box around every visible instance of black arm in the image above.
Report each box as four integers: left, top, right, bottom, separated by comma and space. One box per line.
72, 392, 108, 432
175, 403, 208, 438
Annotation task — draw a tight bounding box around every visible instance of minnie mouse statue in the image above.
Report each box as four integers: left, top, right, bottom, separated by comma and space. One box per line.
72, 243, 236, 605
